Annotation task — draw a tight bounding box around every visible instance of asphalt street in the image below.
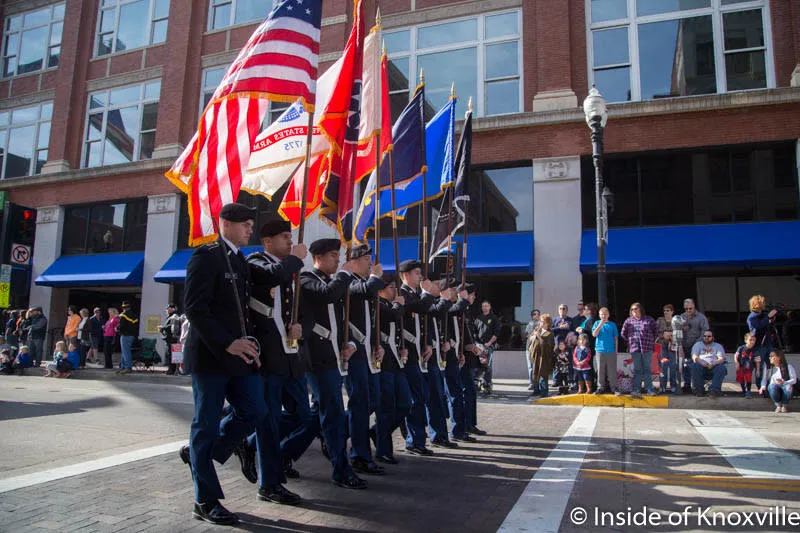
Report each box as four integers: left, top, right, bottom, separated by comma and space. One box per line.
0, 376, 799, 532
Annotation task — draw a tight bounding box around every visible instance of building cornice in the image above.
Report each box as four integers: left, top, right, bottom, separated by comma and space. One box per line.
0, 157, 173, 191
472, 87, 800, 133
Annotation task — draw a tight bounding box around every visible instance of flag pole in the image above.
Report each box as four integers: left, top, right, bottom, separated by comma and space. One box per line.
374, 130, 382, 358
389, 132, 404, 353
290, 108, 316, 335
441, 83, 456, 348
417, 70, 431, 370
459, 98, 472, 362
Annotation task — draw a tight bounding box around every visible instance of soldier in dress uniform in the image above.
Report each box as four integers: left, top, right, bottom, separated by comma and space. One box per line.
372, 273, 409, 464
179, 203, 298, 527
425, 279, 459, 449
232, 219, 318, 483
344, 244, 386, 475
299, 238, 366, 489
437, 280, 476, 443
398, 259, 451, 455
458, 283, 487, 436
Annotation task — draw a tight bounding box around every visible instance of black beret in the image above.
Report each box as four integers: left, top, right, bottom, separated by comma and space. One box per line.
350, 244, 372, 260
458, 283, 477, 294
398, 259, 422, 273
166, 303, 176, 308
381, 273, 396, 285
438, 276, 458, 290
259, 219, 291, 238
220, 202, 257, 222
309, 238, 341, 256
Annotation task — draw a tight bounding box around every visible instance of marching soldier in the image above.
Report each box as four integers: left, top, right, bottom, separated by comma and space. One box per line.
439, 281, 476, 443
300, 238, 365, 489
372, 274, 409, 464
179, 203, 298, 527
398, 260, 450, 455
425, 279, 458, 449
233, 220, 317, 482
458, 283, 487, 436
345, 244, 386, 475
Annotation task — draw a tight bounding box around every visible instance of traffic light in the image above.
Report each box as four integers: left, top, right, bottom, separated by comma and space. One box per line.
16, 208, 35, 244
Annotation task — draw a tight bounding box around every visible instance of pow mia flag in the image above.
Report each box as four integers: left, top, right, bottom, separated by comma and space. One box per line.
429, 108, 472, 262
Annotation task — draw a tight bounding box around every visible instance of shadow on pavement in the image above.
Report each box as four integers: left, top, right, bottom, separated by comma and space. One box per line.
0, 396, 120, 421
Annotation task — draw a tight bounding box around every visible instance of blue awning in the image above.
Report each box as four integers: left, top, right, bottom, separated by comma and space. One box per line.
580, 221, 800, 272
154, 233, 534, 283
378, 232, 534, 275
154, 246, 261, 284
35, 252, 145, 287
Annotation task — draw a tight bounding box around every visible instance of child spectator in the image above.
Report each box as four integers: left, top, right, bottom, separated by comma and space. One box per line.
554, 342, 571, 395
554, 340, 572, 392
573, 333, 594, 394
735, 332, 758, 399
15, 345, 31, 373
658, 330, 679, 394
592, 307, 620, 395
44, 341, 80, 378
0, 347, 13, 375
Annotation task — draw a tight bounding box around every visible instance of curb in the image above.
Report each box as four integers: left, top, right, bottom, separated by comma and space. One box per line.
20, 367, 192, 386
532, 393, 778, 411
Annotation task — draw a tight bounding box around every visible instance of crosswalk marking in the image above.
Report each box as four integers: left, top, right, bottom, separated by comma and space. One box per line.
0, 440, 186, 494
688, 411, 800, 480
498, 407, 600, 533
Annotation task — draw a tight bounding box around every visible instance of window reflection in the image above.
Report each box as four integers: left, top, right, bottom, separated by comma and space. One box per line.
116, 0, 149, 52
418, 20, 477, 48
63, 200, 148, 255
581, 142, 799, 228
637, 0, 710, 17
591, 0, 627, 22
96, 0, 168, 57
6, 125, 34, 178
18, 27, 46, 74
0, 101, 51, 179
2, 3, 64, 77
468, 166, 533, 232
638, 16, 716, 99
419, 49, 477, 119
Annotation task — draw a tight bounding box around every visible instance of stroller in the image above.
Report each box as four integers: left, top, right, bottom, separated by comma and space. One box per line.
131, 338, 161, 370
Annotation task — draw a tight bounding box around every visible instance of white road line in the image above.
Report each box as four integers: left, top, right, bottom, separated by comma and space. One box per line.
689, 411, 800, 480
0, 440, 186, 494
498, 407, 600, 533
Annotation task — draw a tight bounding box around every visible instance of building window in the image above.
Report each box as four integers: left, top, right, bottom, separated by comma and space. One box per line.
468, 164, 533, 232
0, 102, 52, 179
581, 141, 799, 228
587, 0, 772, 103
201, 66, 288, 124
208, 0, 277, 31
2, 3, 65, 77
83, 81, 161, 168
96, 0, 169, 57
384, 10, 522, 120
62, 199, 149, 255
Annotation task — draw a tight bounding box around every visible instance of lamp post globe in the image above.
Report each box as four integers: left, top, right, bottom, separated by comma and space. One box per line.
583, 85, 609, 309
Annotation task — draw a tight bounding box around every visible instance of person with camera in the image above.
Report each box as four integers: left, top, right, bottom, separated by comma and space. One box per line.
747, 295, 779, 391
160, 303, 183, 375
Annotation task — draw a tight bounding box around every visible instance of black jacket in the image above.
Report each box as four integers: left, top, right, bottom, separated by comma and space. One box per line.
299, 268, 350, 372
348, 274, 385, 362
399, 284, 450, 368
28, 316, 47, 341
183, 241, 254, 376
378, 297, 405, 372
474, 312, 500, 346
247, 251, 306, 378
118, 311, 139, 336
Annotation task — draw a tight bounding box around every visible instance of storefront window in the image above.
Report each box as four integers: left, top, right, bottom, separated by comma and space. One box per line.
581, 141, 799, 228
62, 199, 148, 255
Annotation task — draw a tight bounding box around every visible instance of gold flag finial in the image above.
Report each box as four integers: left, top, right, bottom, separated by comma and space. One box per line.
468, 97, 473, 112
420, 68, 425, 84
451, 83, 456, 99
376, 6, 381, 26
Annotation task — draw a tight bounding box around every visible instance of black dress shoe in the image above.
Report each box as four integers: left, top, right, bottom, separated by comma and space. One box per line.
431, 438, 458, 449
283, 457, 300, 479
375, 454, 399, 465
192, 501, 239, 525
258, 484, 301, 505
451, 434, 477, 443
352, 458, 386, 475
332, 472, 368, 489
233, 442, 257, 484
405, 445, 434, 456
467, 425, 487, 436
179, 445, 191, 466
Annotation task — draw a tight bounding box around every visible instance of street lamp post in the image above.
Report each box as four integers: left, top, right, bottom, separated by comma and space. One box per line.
583, 86, 609, 309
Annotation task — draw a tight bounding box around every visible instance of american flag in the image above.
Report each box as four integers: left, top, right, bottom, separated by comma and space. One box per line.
166, 0, 322, 246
